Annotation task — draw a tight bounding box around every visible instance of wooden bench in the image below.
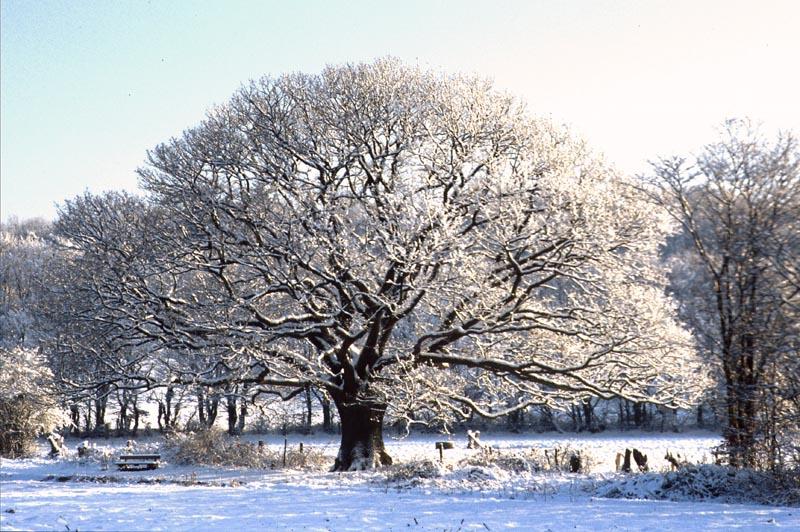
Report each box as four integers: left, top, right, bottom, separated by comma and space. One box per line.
115, 454, 161, 471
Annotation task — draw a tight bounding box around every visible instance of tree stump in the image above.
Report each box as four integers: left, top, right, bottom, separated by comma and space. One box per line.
46, 433, 64, 457
77, 441, 90, 458
467, 430, 482, 449
665, 450, 683, 471
632, 448, 648, 472
621, 448, 632, 473
569, 453, 582, 473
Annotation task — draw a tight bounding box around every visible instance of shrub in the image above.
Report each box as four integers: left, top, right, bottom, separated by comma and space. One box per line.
459, 448, 540, 473
0, 347, 67, 458
164, 429, 327, 470
0, 395, 44, 457
598, 464, 800, 506
385, 459, 445, 482
457, 445, 594, 474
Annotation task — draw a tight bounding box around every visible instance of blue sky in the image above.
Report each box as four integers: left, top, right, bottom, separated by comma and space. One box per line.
2, 0, 799, 221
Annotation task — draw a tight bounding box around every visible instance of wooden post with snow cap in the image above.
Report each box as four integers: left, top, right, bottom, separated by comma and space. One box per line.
435, 441, 454, 462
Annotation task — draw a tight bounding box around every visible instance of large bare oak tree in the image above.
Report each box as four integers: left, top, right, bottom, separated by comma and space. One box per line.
55, 60, 703, 470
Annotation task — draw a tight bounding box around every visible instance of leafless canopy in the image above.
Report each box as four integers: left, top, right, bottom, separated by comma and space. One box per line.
54, 60, 703, 429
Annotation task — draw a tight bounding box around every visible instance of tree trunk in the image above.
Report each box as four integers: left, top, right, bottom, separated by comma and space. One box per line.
313, 389, 333, 432
237, 397, 247, 434
204, 393, 219, 427
507, 407, 523, 431
94, 393, 108, 435
304, 386, 313, 433
117, 399, 128, 435
197, 388, 207, 426
724, 374, 759, 468
321, 396, 332, 432
696, 401, 704, 428
157, 403, 165, 431
132, 406, 140, 436
633, 401, 653, 429
84, 400, 93, 433
582, 399, 594, 432
226, 394, 238, 435
571, 404, 582, 431
331, 399, 393, 471
70, 404, 80, 435
163, 387, 173, 431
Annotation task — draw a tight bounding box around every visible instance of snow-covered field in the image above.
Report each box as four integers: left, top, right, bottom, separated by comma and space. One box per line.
2, 431, 798, 531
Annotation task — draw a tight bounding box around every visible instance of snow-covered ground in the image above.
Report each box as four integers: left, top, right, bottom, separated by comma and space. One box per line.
2, 431, 798, 531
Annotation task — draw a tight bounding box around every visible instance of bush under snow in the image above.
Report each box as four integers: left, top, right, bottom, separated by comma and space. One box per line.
164, 429, 327, 470
596, 464, 800, 506
0, 347, 68, 458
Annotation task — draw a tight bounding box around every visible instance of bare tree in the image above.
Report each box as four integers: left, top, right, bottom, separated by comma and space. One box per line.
55, 60, 704, 470
0, 219, 54, 349
647, 119, 800, 469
